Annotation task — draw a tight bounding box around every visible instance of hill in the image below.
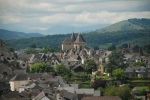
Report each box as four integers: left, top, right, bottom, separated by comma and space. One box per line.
5, 18, 150, 49
96, 18, 150, 33
0, 29, 43, 40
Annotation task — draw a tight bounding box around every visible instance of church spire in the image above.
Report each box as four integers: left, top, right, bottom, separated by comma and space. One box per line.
71, 32, 76, 42
74, 33, 86, 43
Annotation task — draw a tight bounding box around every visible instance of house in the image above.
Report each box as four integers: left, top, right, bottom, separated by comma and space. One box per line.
58, 90, 78, 100
125, 66, 150, 79
9, 73, 30, 91
33, 91, 50, 100
146, 92, 150, 100
0, 91, 30, 100
72, 64, 84, 72
0, 63, 13, 81
135, 67, 147, 78
125, 67, 136, 78
48, 53, 61, 66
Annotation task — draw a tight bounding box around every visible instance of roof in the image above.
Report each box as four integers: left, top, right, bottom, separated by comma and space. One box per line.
33, 91, 46, 100
60, 90, 77, 100
10, 73, 28, 81
81, 96, 121, 100
0, 91, 22, 99
76, 89, 94, 95
72, 64, 84, 70
74, 33, 86, 43
71, 33, 76, 42
62, 38, 73, 44
125, 67, 135, 73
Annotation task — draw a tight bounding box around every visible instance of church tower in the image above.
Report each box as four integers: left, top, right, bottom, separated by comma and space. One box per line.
61, 33, 76, 51
74, 33, 86, 50
61, 33, 86, 51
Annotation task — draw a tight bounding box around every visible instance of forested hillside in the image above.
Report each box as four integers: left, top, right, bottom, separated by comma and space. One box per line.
5, 18, 150, 49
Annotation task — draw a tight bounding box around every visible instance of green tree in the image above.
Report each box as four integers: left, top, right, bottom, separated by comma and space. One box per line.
30, 43, 37, 48
133, 61, 146, 67
84, 59, 97, 74
112, 68, 125, 80
108, 44, 116, 51
41, 47, 60, 53
121, 43, 128, 49
132, 45, 140, 53
144, 44, 150, 53
104, 85, 131, 100
106, 51, 126, 75
30, 62, 51, 73
25, 48, 38, 54
55, 64, 71, 77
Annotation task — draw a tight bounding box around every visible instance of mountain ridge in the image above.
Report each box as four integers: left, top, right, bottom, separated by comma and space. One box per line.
0, 29, 43, 40
95, 18, 150, 33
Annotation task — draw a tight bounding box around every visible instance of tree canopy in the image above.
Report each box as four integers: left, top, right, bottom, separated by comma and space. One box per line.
112, 68, 125, 80
30, 62, 53, 73
84, 59, 97, 73
104, 85, 131, 100
55, 64, 71, 77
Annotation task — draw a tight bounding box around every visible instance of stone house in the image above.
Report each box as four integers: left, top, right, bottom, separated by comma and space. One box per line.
9, 73, 30, 92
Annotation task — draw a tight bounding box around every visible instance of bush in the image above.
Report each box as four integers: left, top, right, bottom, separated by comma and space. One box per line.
30, 62, 53, 73
104, 85, 131, 100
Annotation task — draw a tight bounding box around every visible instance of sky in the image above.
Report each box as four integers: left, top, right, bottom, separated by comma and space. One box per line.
0, 0, 150, 35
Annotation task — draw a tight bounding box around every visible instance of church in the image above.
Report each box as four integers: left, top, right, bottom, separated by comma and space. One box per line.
61, 33, 86, 51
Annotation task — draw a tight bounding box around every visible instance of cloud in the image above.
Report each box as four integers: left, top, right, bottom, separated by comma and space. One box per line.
0, 0, 150, 34
75, 11, 150, 25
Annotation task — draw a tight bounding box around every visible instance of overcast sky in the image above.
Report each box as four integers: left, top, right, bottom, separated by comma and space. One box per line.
0, 0, 150, 35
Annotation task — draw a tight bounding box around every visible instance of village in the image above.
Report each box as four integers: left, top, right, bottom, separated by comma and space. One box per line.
0, 33, 150, 100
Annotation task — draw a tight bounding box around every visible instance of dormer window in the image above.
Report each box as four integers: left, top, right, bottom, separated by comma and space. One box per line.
7, 57, 11, 60
22, 64, 25, 66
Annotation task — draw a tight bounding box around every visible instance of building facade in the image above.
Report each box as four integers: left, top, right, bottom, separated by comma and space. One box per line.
62, 33, 86, 51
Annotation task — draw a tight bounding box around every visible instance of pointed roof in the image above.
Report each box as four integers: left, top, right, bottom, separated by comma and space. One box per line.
10, 73, 28, 81
71, 33, 76, 42
74, 33, 86, 43
62, 38, 73, 44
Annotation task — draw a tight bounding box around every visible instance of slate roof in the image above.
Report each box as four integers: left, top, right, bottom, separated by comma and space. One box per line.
10, 73, 28, 81
62, 38, 73, 44
71, 33, 76, 42
81, 96, 121, 100
33, 91, 46, 100
60, 90, 78, 100
125, 67, 135, 73
74, 33, 86, 43
72, 64, 84, 70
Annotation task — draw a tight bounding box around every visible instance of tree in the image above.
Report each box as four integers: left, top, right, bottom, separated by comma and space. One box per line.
30, 43, 37, 48
104, 85, 131, 100
132, 45, 140, 53
55, 64, 71, 77
25, 48, 38, 54
112, 68, 125, 80
133, 61, 146, 67
108, 44, 116, 51
121, 43, 128, 49
84, 59, 97, 74
30, 62, 50, 73
106, 51, 126, 75
144, 44, 150, 53
41, 47, 55, 53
